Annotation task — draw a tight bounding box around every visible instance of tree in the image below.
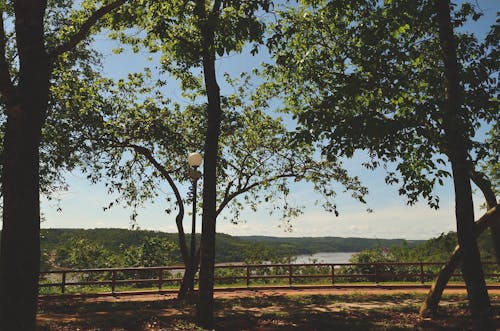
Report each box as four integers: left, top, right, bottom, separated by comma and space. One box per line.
103, 1, 272, 327
0, 1, 127, 328
57, 237, 113, 269
419, 3, 497, 322
263, 0, 498, 326
67, 70, 366, 300
434, 4, 491, 325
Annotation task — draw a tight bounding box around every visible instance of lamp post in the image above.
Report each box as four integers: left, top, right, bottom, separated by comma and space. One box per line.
187, 152, 202, 290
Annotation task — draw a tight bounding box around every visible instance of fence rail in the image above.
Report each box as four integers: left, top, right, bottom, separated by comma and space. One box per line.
39, 261, 500, 296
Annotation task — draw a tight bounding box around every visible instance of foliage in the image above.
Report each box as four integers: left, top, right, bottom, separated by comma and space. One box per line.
123, 236, 178, 268
262, 0, 499, 208
55, 237, 115, 269
344, 229, 498, 282
57, 69, 368, 229
102, 0, 272, 85
0, 0, 131, 201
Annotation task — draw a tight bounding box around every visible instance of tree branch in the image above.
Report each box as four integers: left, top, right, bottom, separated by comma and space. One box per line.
49, 0, 127, 61
216, 172, 299, 217
222, 179, 234, 203
111, 141, 190, 265
470, 169, 497, 209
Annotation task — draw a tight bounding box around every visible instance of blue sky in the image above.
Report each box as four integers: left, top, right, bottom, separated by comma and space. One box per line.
40, 1, 499, 240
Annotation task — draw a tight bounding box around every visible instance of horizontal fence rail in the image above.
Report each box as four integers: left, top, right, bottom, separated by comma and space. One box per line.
39, 261, 500, 297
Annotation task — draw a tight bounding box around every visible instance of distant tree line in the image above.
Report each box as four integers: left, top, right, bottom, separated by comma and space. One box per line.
0, 228, 425, 270
10, 228, 495, 271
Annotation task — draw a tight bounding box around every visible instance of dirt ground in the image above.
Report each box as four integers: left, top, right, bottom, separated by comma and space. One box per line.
37, 288, 500, 330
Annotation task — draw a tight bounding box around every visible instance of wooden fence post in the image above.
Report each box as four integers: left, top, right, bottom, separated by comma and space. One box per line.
288, 265, 293, 287
331, 264, 335, 286
61, 271, 66, 294
159, 268, 163, 290
111, 270, 116, 294
374, 263, 379, 284
246, 265, 250, 287
420, 262, 425, 284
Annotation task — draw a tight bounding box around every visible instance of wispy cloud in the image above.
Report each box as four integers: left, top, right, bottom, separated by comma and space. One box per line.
219, 203, 458, 240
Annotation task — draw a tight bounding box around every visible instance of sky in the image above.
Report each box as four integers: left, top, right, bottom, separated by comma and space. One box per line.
40, 0, 499, 240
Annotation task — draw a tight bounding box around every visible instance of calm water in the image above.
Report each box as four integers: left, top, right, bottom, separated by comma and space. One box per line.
293, 252, 356, 264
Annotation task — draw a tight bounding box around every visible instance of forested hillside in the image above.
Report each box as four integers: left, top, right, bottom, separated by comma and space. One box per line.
238, 236, 422, 255
2, 227, 492, 271
24, 228, 423, 270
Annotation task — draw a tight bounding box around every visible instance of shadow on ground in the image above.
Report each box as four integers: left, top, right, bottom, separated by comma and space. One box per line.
37, 293, 500, 330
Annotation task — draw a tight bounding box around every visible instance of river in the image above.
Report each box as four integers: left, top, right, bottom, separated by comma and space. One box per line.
293, 252, 357, 264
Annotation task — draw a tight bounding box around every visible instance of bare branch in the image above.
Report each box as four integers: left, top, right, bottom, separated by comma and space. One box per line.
216, 172, 298, 217
470, 169, 497, 208
49, 0, 127, 61
222, 179, 234, 203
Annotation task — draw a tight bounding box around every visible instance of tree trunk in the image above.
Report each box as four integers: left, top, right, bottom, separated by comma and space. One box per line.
178, 246, 200, 300
178, 265, 194, 298
420, 206, 499, 318
0, 112, 43, 330
0, 2, 49, 329
196, 1, 222, 328
435, 1, 492, 328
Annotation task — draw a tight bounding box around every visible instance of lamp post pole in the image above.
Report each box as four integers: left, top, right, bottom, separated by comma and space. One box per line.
190, 168, 199, 283
187, 152, 203, 292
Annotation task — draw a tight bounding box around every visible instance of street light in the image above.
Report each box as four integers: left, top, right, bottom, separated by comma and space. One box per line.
188, 152, 202, 289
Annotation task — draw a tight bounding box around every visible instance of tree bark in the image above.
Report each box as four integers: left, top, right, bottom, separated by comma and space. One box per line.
0, 2, 49, 329
420, 206, 499, 318
178, 247, 200, 299
196, 0, 222, 328
435, 1, 492, 328
470, 170, 500, 263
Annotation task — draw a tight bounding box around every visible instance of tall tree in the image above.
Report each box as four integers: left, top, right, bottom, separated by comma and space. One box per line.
433, 1, 491, 326
105, 1, 273, 327
263, 0, 498, 326
0, 1, 126, 328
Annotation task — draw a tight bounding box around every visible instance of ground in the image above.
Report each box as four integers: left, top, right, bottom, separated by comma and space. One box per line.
37, 288, 500, 330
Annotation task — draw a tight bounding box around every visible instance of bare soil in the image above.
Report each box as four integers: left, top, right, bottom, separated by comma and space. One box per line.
37, 288, 500, 330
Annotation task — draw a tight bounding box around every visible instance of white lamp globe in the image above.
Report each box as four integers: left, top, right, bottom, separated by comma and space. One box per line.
188, 152, 203, 167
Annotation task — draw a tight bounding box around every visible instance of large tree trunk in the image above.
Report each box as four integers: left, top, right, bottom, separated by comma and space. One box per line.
435, 1, 492, 328
420, 206, 499, 317
0, 2, 49, 329
196, 70, 221, 327
196, 1, 222, 328
0, 112, 44, 330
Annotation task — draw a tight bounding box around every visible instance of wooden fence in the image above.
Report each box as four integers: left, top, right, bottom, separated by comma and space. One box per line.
39, 261, 500, 296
